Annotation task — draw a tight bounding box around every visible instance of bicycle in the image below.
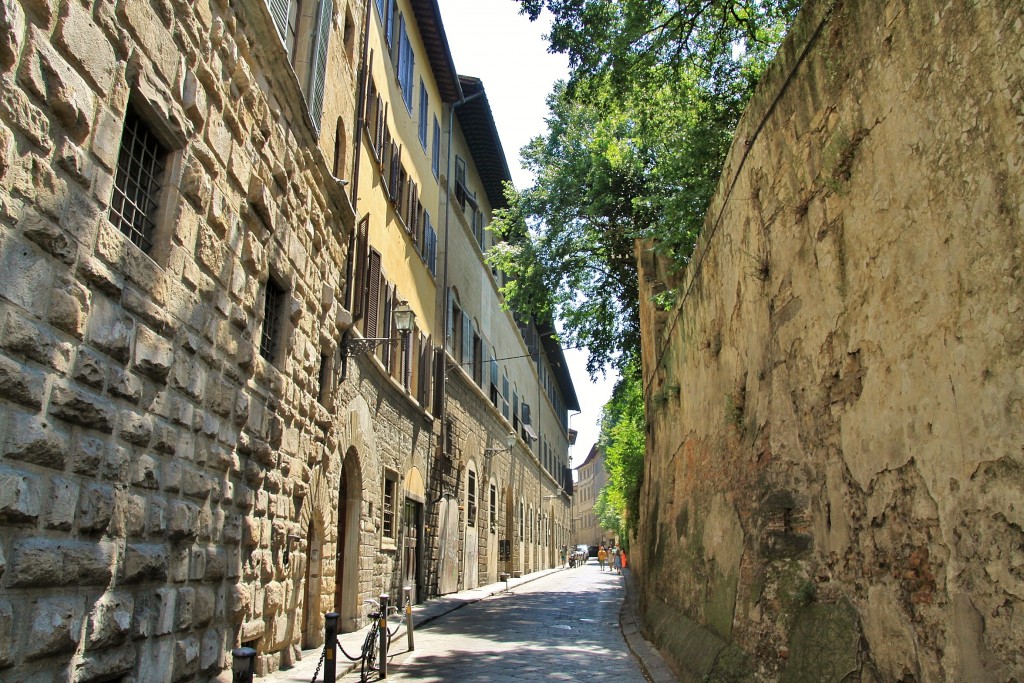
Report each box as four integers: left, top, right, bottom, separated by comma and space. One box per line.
358, 598, 403, 682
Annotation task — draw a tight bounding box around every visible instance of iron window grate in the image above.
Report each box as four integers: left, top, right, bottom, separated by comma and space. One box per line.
261, 279, 285, 361
109, 109, 166, 252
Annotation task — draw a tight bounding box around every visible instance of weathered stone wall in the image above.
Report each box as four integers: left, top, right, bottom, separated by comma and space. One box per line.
635, 0, 1023, 680
0, 0, 412, 679
441, 366, 564, 586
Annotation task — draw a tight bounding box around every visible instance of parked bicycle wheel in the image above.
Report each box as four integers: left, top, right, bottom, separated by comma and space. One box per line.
360, 628, 379, 682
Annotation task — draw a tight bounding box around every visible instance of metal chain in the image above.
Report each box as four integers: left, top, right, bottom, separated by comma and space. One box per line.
310, 644, 327, 683
336, 635, 363, 662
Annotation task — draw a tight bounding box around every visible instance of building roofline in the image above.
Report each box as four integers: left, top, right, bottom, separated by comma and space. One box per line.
455, 75, 513, 211
410, 0, 463, 103
574, 443, 600, 470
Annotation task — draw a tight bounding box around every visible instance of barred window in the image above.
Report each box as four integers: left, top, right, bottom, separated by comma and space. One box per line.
109, 108, 167, 252
467, 469, 477, 527
489, 484, 496, 530
382, 471, 398, 540
260, 277, 286, 362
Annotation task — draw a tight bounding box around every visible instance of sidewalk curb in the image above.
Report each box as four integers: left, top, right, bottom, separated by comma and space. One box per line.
260, 567, 567, 682
619, 568, 679, 683
410, 565, 567, 630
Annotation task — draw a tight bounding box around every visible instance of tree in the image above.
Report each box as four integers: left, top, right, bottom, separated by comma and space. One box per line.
593, 360, 646, 549
489, 0, 798, 373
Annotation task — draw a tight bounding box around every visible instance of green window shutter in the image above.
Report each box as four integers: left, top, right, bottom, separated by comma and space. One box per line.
306, 0, 333, 138
446, 290, 454, 353
462, 316, 473, 370
267, 0, 289, 41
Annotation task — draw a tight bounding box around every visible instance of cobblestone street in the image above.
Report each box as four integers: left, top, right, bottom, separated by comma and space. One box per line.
340, 560, 647, 682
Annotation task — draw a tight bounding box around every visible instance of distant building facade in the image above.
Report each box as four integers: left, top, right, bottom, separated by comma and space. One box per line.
572, 444, 610, 547
0, 0, 575, 680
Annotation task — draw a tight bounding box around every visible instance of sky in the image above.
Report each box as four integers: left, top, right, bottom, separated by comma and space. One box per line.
436, 0, 619, 467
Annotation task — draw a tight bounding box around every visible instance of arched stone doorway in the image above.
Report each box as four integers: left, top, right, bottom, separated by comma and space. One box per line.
335, 447, 363, 632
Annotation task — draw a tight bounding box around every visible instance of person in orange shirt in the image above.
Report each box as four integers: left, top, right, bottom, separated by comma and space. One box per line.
597, 546, 608, 570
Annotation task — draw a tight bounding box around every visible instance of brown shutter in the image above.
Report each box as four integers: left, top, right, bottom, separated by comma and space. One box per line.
405, 180, 413, 229
364, 75, 376, 132
306, 0, 333, 138
365, 249, 381, 338
376, 99, 387, 156
381, 283, 393, 367
351, 216, 369, 319
419, 333, 430, 408
402, 333, 412, 388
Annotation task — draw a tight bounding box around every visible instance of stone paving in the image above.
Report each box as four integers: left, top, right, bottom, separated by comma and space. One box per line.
259, 560, 677, 683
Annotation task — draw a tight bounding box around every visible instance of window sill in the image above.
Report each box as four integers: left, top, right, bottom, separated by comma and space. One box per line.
381, 539, 397, 552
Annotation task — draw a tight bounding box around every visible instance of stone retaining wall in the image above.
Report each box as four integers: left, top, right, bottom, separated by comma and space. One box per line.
636, 0, 1024, 680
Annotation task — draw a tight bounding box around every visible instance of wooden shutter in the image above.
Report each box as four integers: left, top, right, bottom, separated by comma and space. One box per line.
365, 74, 377, 134
446, 291, 454, 353
395, 13, 405, 76
375, 99, 387, 155
389, 143, 401, 201
419, 333, 431, 409
381, 283, 393, 367
267, 0, 289, 41
461, 315, 473, 369
306, 0, 333, 137
427, 221, 437, 274
352, 216, 369, 319
365, 249, 381, 338
402, 332, 412, 388
384, 0, 394, 47
406, 181, 414, 229
489, 348, 498, 395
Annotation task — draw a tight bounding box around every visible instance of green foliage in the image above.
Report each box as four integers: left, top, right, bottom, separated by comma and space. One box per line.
593, 360, 647, 548
488, 0, 799, 373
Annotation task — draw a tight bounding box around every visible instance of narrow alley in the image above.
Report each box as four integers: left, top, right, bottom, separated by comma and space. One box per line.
339, 561, 644, 682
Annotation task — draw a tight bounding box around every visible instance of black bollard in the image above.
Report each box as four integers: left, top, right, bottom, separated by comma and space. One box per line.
324, 612, 339, 682
231, 647, 257, 683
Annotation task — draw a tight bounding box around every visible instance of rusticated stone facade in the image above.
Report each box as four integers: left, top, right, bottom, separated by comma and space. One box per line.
0, 0, 403, 679
636, 0, 1023, 681
0, 0, 579, 680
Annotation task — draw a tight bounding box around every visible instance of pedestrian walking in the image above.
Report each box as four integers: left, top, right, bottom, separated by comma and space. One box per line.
559, 545, 567, 568
612, 547, 623, 574
620, 548, 628, 571
597, 546, 607, 571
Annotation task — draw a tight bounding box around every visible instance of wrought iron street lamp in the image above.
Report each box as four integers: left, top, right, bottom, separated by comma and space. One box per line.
484, 430, 516, 458
340, 300, 416, 356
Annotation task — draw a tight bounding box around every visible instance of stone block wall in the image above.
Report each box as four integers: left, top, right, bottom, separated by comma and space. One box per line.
0, 0, 400, 679
440, 367, 565, 588
636, 0, 1023, 680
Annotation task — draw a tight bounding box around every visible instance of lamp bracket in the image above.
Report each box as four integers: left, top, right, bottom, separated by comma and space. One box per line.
340, 337, 397, 357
